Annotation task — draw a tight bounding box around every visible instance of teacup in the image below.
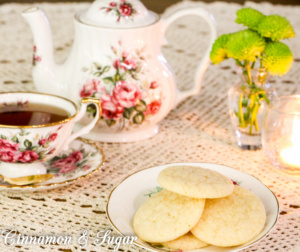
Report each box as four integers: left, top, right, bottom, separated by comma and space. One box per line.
0, 92, 101, 178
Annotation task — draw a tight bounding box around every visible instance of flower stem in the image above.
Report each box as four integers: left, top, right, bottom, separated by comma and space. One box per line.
239, 94, 245, 127
246, 61, 252, 85
251, 102, 260, 133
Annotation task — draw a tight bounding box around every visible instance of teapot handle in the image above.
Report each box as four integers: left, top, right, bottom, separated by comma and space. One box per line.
162, 8, 217, 106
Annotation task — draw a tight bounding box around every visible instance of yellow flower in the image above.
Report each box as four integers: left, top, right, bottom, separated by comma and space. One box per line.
209, 34, 230, 64
262, 42, 293, 76
236, 8, 265, 29
226, 30, 265, 62
256, 15, 295, 41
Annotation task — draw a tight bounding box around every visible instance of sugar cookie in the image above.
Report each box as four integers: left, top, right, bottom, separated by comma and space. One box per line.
158, 165, 234, 198
133, 190, 205, 243
161, 232, 208, 250
191, 185, 266, 247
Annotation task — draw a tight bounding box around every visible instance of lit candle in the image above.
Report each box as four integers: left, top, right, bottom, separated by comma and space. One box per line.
280, 117, 300, 167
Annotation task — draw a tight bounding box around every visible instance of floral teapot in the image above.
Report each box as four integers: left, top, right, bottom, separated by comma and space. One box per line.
22, 0, 216, 142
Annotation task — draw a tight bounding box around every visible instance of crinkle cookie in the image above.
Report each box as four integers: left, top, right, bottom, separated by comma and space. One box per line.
157, 165, 234, 198
161, 232, 208, 250
191, 185, 266, 247
133, 190, 205, 243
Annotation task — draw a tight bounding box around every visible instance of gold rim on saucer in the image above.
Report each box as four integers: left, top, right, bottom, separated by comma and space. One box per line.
0, 138, 105, 189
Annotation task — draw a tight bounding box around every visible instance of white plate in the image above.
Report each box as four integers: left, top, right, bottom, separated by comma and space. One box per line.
107, 163, 279, 252
0, 139, 104, 191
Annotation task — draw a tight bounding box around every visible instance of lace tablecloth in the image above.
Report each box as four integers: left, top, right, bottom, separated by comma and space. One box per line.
0, 1, 300, 251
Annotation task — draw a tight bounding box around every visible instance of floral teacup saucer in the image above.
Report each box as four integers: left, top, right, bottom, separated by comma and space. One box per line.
0, 139, 104, 191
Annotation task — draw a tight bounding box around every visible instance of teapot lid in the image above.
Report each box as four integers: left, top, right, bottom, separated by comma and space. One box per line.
78, 0, 158, 28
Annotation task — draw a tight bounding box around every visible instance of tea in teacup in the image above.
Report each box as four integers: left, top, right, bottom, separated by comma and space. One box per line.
0, 92, 101, 178
0, 103, 70, 126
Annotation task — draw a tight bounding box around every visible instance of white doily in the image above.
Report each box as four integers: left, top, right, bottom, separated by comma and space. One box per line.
0, 1, 299, 251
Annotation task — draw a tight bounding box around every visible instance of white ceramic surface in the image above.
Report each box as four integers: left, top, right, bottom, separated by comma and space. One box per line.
106, 163, 279, 252
79, 0, 158, 28
0, 92, 101, 178
22, 2, 217, 142
0, 139, 104, 191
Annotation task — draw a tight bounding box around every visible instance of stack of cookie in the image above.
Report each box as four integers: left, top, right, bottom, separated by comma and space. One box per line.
133, 166, 266, 250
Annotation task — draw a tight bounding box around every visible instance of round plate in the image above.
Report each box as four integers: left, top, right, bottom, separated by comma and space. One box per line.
0, 139, 104, 191
107, 163, 279, 252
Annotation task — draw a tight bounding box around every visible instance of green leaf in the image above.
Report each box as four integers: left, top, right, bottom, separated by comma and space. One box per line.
105, 119, 116, 127
156, 186, 163, 193
11, 136, 18, 143
51, 156, 60, 162
123, 107, 135, 119
244, 109, 250, 122
39, 151, 46, 159
242, 98, 248, 107
133, 112, 145, 124
120, 73, 126, 81
31, 146, 39, 151
94, 72, 102, 77
102, 77, 114, 85
114, 73, 121, 82
102, 66, 111, 73
1, 135, 7, 139
135, 100, 147, 112
79, 160, 88, 166
131, 74, 139, 80
144, 187, 163, 198
87, 104, 97, 117
93, 62, 102, 70
20, 129, 26, 136
259, 92, 270, 105
24, 139, 32, 148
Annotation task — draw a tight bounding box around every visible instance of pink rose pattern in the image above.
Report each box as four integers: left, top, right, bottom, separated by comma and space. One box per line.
144, 100, 162, 116
80, 79, 102, 98
101, 0, 136, 22
47, 149, 94, 176
0, 127, 62, 163
80, 41, 161, 128
33, 45, 41, 66
101, 94, 124, 120
112, 81, 142, 108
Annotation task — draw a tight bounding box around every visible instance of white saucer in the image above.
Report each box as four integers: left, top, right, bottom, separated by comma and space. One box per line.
106, 162, 279, 252
0, 139, 104, 191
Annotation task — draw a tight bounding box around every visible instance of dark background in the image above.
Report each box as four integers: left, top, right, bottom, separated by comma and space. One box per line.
0, 0, 299, 13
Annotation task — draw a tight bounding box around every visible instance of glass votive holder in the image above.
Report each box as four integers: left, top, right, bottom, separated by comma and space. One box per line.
262, 95, 300, 175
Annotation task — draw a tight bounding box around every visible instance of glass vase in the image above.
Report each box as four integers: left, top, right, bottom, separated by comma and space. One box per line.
228, 68, 277, 150
262, 95, 300, 175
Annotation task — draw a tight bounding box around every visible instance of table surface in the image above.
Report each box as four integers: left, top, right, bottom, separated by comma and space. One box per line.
0, 1, 300, 252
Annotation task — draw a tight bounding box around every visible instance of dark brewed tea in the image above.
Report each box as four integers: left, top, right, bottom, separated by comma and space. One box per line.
0, 103, 70, 126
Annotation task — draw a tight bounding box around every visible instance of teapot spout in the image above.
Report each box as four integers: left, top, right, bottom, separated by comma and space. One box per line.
22, 7, 59, 94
